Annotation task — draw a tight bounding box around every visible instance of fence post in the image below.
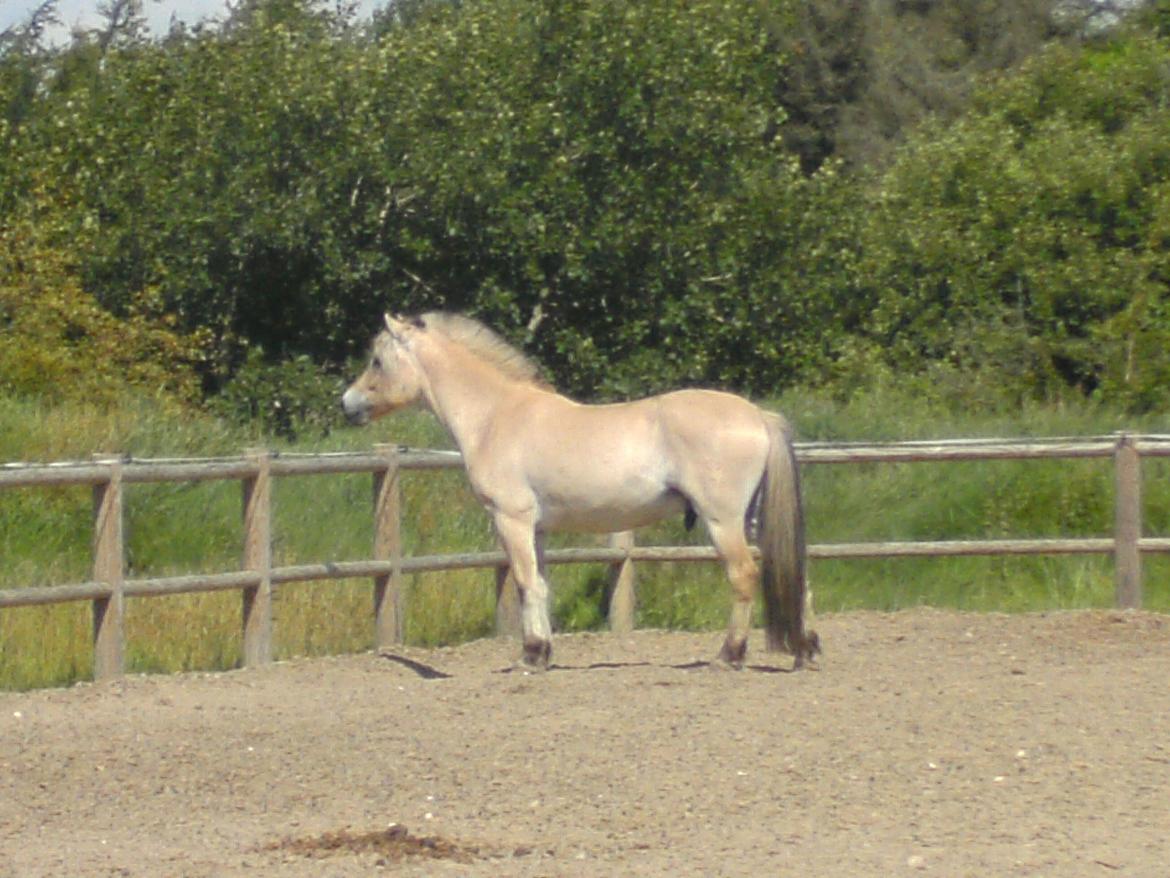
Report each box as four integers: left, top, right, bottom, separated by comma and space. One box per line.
1113, 434, 1143, 609
607, 531, 636, 634
373, 444, 404, 648
91, 456, 125, 680
241, 449, 273, 666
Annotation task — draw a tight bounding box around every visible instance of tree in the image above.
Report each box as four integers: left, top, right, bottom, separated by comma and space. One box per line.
765, 0, 1123, 174
358, 0, 851, 395
0, 180, 203, 405
1, 1, 58, 144
855, 32, 1170, 410
94, 0, 149, 52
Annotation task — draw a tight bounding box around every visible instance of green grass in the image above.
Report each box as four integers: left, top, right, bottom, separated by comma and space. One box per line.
2, 387, 1169, 689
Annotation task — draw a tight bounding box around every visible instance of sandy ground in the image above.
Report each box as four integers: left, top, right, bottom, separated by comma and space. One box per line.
2, 609, 1169, 877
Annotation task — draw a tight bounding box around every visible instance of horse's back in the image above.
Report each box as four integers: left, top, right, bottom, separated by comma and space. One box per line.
653, 387, 764, 419
653, 388, 770, 450
526, 388, 767, 468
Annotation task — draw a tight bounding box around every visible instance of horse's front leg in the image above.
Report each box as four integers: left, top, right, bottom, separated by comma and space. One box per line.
494, 513, 552, 670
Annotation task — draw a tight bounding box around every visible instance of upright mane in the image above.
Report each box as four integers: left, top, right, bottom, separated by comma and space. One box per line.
421, 312, 550, 388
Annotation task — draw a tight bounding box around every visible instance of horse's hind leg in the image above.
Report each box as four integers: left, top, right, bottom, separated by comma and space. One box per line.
494, 513, 552, 670
709, 522, 758, 670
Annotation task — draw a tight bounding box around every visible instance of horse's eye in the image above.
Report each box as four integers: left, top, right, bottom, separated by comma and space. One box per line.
372, 357, 383, 370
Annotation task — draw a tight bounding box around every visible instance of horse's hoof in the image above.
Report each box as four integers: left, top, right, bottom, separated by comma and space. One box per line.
520, 638, 551, 672
792, 631, 822, 670
713, 638, 747, 671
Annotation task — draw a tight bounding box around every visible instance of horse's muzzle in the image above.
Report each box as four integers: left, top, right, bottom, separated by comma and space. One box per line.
340, 389, 371, 426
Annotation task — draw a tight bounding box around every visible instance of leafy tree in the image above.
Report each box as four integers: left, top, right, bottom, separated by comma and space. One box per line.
855, 33, 1170, 410
2, 0, 857, 398
6, 0, 382, 385
3, 0, 1163, 420
763, 0, 1134, 175
0, 181, 204, 405
767, 0, 869, 174
354, 0, 854, 395
837, 0, 1097, 169
1, 1, 59, 183
1132, 0, 1170, 37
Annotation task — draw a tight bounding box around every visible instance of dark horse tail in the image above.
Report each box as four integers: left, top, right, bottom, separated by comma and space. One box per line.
759, 413, 820, 668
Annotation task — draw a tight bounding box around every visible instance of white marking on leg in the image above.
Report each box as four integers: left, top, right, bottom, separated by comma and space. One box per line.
523, 588, 552, 642
729, 597, 753, 643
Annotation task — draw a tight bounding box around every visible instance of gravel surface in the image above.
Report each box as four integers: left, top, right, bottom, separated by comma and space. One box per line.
2, 609, 1168, 877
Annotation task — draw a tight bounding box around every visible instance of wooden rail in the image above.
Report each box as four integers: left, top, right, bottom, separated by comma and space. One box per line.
2, 434, 1169, 680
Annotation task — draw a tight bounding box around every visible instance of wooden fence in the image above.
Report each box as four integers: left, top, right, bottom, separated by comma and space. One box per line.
2, 434, 1169, 680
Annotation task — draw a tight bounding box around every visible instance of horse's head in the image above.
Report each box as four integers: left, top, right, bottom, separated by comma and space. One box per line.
341, 313, 425, 425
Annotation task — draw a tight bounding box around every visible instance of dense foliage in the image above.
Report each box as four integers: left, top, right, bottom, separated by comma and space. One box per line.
855, 34, 1170, 410
0, 180, 203, 405
2, 0, 1170, 425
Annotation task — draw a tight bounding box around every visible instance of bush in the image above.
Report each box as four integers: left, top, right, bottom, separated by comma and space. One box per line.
209, 348, 346, 440
855, 35, 1170, 412
0, 187, 203, 407
0, 0, 856, 399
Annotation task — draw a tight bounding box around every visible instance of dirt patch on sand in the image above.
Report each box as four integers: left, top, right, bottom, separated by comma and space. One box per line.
2, 609, 1168, 876
262, 823, 490, 864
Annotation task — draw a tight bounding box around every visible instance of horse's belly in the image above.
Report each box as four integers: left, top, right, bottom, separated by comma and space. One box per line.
538, 488, 686, 533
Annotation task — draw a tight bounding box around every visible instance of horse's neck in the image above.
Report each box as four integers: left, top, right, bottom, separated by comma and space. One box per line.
415, 341, 529, 456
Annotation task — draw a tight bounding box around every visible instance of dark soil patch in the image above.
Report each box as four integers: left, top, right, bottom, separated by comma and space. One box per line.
264, 823, 488, 864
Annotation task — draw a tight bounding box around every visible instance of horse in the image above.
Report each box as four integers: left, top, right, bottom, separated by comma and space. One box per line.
342, 312, 819, 671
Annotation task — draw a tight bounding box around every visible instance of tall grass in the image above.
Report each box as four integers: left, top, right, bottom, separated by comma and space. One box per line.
2, 388, 1169, 690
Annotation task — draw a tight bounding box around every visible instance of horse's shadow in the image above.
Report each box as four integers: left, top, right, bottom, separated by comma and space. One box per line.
379, 653, 453, 680
504, 659, 795, 675
378, 652, 797, 679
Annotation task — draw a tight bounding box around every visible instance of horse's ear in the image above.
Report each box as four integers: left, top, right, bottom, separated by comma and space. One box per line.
385, 312, 425, 342
384, 312, 408, 341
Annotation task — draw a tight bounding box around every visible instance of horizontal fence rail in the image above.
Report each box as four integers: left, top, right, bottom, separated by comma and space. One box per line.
2, 435, 1169, 680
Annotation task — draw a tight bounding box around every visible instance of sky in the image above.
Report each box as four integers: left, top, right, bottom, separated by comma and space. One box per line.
2, 0, 1144, 42
1, 0, 384, 41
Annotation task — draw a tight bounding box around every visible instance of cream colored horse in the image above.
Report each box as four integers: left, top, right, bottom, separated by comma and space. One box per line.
342, 312, 819, 670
